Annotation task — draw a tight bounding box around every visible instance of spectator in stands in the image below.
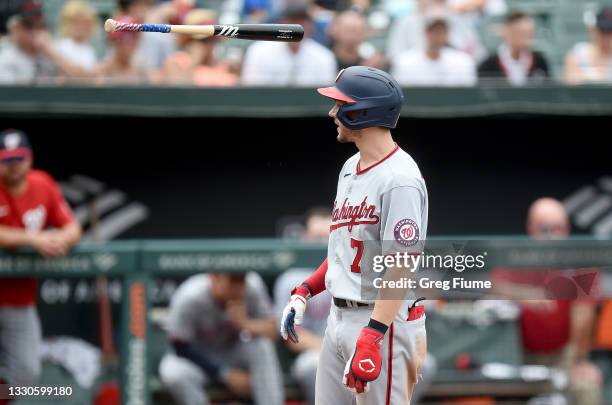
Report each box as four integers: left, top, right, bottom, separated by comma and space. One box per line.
0, 129, 82, 398
387, 0, 507, 61
478, 11, 549, 86
96, 16, 148, 84
308, 0, 372, 46
118, 0, 177, 71
241, 4, 337, 86
564, 6, 612, 85
391, 10, 476, 86
268, 0, 368, 25
0, 1, 52, 84
0, 0, 90, 84
148, 0, 195, 25
160, 9, 239, 86
55, 0, 98, 71
328, 9, 387, 71
0, 0, 25, 38
493, 198, 603, 405
159, 272, 284, 405
242, 0, 270, 23
274, 207, 333, 405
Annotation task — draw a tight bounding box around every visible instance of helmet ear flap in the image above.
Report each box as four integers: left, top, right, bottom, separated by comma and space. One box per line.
337, 109, 357, 130
345, 109, 366, 122
338, 107, 368, 129
339, 103, 399, 130
340, 102, 368, 122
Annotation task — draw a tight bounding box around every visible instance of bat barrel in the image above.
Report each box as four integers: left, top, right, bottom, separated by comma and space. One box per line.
214, 24, 304, 42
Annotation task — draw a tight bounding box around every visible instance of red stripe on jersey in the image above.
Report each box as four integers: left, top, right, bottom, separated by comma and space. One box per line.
357, 144, 400, 175
386, 323, 394, 405
329, 220, 379, 232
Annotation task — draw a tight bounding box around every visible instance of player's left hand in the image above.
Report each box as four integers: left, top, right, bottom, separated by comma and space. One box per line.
279, 285, 309, 343
227, 300, 248, 329
343, 327, 384, 394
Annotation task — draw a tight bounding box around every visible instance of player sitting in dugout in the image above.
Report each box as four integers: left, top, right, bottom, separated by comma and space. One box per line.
158, 272, 284, 405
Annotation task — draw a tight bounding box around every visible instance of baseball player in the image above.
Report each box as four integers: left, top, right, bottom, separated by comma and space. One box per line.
159, 272, 284, 405
0, 129, 82, 403
279, 66, 428, 405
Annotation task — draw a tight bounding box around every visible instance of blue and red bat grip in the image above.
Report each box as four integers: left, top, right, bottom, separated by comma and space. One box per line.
140, 23, 171, 33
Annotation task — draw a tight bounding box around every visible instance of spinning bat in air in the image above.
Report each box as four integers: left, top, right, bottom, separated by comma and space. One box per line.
104, 19, 304, 42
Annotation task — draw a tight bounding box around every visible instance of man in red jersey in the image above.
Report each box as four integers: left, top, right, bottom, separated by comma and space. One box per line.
0, 129, 81, 402
493, 198, 602, 405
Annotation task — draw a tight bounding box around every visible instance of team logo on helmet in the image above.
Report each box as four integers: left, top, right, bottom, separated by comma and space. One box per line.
335, 69, 346, 82
394, 218, 419, 247
4, 133, 21, 150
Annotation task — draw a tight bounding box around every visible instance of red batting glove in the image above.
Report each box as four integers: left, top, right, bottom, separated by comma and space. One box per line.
342, 327, 384, 394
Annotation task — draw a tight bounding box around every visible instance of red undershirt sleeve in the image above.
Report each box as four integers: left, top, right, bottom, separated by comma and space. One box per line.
302, 258, 328, 297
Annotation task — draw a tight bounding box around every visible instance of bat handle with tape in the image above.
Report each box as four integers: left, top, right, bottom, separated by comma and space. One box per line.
104, 19, 211, 36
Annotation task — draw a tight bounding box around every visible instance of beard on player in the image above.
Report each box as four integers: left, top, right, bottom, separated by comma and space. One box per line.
335, 118, 362, 143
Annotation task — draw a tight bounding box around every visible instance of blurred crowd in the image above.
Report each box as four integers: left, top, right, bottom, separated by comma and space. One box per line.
1, 0, 612, 87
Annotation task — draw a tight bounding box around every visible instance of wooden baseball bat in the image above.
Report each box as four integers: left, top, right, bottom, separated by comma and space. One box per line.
104, 19, 304, 42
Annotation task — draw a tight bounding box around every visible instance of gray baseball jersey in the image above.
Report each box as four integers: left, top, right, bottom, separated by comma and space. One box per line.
165, 272, 273, 350
316, 145, 429, 405
326, 145, 428, 302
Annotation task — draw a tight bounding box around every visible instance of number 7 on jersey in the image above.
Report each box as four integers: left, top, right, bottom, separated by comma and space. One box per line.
350, 238, 363, 273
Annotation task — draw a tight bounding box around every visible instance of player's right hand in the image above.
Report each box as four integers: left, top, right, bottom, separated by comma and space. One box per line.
279, 285, 309, 343
32, 232, 69, 257
343, 327, 384, 394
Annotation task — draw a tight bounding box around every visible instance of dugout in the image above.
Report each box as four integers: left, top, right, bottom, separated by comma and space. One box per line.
3, 239, 611, 404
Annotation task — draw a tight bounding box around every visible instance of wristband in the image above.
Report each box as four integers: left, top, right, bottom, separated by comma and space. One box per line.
367, 318, 388, 335
291, 283, 311, 298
